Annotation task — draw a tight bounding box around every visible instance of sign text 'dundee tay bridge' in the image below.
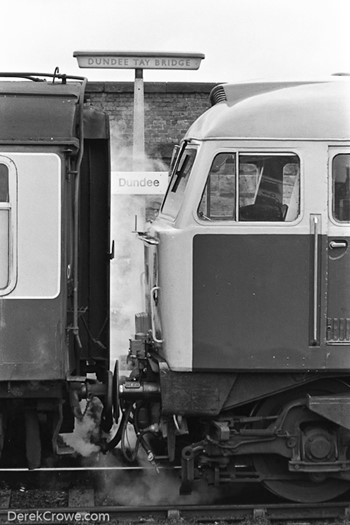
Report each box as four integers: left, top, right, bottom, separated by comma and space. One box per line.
73, 51, 204, 70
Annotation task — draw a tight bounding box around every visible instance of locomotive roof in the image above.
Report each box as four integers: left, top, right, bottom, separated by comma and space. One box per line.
0, 80, 84, 144
185, 78, 350, 141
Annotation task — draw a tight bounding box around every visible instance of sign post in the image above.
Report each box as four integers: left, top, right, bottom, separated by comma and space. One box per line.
133, 68, 144, 167
73, 51, 204, 168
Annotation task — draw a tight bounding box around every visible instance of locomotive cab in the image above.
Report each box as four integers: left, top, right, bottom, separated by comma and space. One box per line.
120, 78, 350, 503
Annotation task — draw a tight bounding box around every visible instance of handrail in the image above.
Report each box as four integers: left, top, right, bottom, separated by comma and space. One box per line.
150, 286, 163, 344
310, 214, 321, 345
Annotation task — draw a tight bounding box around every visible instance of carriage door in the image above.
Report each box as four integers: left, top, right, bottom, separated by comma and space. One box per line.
327, 150, 350, 344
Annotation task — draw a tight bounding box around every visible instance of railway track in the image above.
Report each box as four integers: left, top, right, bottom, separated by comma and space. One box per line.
0, 499, 350, 524
0, 472, 349, 524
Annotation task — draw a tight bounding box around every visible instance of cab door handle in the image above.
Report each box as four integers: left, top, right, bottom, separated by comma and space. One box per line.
329, 240, 348, 249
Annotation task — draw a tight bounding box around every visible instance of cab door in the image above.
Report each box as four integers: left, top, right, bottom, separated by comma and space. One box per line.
193, 150, 313, 370
327, 149, 350, 344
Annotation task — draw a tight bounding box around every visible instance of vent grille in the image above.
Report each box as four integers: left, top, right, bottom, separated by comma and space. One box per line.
210, 85, 227, 106
327, 318, 350, 342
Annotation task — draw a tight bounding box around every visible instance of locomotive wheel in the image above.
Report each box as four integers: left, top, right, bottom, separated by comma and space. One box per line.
101, 370, 113, 433
112, 360, 120, 422
25, 410, 41, 470
252, 380, 349, 503
167, 416, 176, 462
253, 453, 348, 503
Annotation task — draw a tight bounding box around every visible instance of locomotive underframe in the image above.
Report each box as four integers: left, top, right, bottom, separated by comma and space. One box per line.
118, 335, 350, 501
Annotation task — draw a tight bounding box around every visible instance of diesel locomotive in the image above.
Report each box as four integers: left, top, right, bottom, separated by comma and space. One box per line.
0, 72, 112, 469
116, 77, 350, 503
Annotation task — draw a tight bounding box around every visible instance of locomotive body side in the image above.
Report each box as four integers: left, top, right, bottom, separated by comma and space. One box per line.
155, 80, 350, 373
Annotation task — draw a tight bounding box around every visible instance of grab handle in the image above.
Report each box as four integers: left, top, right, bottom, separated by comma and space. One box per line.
310, 215, 321, 345
329, 240, 347, 249
150, 286, 163, 344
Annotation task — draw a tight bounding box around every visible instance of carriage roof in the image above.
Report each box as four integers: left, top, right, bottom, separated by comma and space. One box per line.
0, 80, 83, 143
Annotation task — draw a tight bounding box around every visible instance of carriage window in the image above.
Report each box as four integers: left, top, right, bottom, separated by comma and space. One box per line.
161, 148, 197, 219
198, 153, 300, 222
198, 153, 236, 220
0, 164, 10, 289
332, 154, 350, 222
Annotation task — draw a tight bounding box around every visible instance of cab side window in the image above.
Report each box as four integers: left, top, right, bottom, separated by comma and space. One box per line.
198, 153, 300, 222
162, 148, 197, 219
239, 155, 300, 222
332, 154, 350, 222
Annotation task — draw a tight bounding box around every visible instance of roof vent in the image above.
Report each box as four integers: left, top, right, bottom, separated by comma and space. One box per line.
210, 85, 227, 106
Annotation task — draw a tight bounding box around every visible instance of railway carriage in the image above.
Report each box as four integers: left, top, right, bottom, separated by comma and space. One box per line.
0, 73, 112, 468
118, 77, 350, 503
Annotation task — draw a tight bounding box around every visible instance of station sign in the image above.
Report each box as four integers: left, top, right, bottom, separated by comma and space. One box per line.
73, 51, 205, 70
111, 171, 168, 195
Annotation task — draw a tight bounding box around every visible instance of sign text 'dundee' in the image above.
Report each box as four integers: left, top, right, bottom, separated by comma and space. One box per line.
111, 171, 168, 195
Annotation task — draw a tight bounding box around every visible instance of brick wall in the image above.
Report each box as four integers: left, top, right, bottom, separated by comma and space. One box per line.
86, 81, 217, 169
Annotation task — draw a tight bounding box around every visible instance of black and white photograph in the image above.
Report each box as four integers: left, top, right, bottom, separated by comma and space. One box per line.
0, 0, 350, 523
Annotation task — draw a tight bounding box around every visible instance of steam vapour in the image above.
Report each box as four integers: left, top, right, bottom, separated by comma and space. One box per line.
66, 122, 208, 506
96, 450, 223, 506
61, 398, 102, 457
109, 121, 166, 370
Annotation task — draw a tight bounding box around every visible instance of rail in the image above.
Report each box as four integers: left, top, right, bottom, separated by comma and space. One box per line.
0, 500, 350, 523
